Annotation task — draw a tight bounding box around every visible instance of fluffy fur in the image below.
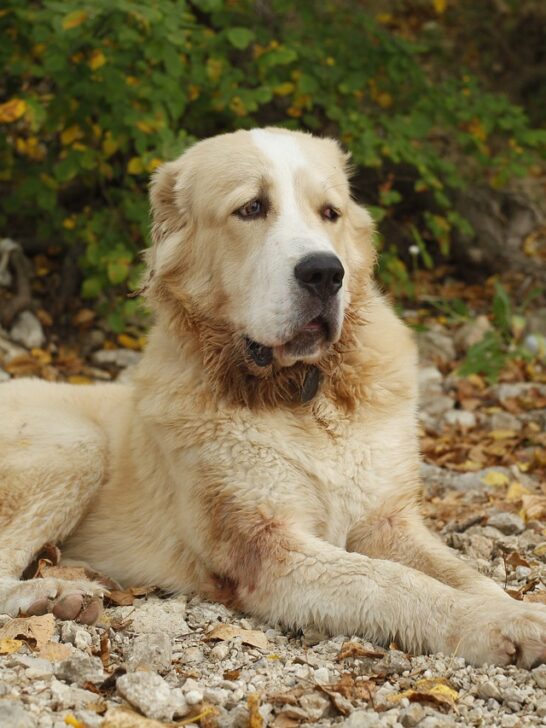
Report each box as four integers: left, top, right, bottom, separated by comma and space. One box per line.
1, 128, 546, 666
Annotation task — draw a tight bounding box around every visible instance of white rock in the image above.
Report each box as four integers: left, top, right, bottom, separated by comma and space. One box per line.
477, 679, 502, 700
61, 622, 93, 652
444, 409, 476, 429
10, 311, 45, 349
126, 632, 172, 672
116, 671, 175, 721
92, 348, 141, 368
113, 596, 188, 637
185, 689, 204, 705
0, 700, 33, 728
343, 710, 380, 727
487, 512, 525, 535
314, 666, 330, 683
532, 664, 546, 688
54, 653, 105, 686
417, 328, 456, 364
488, 411, 522, 432
0, 368, 9, 382
210, 642, 230, 660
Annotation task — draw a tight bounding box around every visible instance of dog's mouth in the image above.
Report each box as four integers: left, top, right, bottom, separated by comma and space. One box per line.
245, 316, 329, 368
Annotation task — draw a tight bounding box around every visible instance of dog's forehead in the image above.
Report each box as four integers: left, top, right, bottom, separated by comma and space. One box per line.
250, 129, 308, 172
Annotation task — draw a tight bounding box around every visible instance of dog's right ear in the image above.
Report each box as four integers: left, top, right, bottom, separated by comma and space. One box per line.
149, 160, 187, 246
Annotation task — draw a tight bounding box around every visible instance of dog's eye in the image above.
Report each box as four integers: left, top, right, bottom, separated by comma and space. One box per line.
236, 198, 266, 219
321, 205, 341, 222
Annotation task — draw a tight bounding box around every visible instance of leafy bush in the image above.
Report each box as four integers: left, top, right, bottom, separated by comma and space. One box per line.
1, 0, 545, 327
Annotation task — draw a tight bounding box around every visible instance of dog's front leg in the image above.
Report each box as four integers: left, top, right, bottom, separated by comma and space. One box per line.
346, 500, 510, 599
204, 517, 546, 667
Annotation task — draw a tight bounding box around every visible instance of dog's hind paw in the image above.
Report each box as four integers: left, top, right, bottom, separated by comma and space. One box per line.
0, 577, 105, 624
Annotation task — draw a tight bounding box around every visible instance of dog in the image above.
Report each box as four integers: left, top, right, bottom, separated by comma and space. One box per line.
1, 128, 546, 666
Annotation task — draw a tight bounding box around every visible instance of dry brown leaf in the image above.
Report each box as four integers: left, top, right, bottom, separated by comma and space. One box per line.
0, 638, 24, 655
388, 677, 458, 712
101, 707, 168, 727
105, 586, 156, 607
271, 714, 300, 728
505, 551, 530, 570
223, 668, 241, 681
98, 630, 110, 668
524, 592, 546, 605
336, 640, 385, 661
0, 613, 55, 652
39, 641, 73, 661
204, 623, 268, 650
521, 494, 546, 521
247, 693, 264, 728
39, 564, 89, 581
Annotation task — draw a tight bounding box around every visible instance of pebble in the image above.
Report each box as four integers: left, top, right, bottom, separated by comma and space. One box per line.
444, 409, 477, 428
116, 671, 186, 721
92, 348, 141, 367
10, 310, 45, 349
487, 512, 525, 535
532, 664, 546, 688
0, 700, 33, 728
125, 632, 172, 672
54, 653, 104, 686
400, 702, 426, 726
477, 679, 502, 700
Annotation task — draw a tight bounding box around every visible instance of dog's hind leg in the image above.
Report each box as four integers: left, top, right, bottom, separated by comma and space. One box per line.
0, 407, 108, 622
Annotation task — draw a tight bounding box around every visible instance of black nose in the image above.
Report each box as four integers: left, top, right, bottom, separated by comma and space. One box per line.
294, 253, 345, 300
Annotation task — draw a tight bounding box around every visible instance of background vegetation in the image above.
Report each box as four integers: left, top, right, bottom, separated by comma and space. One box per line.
1, 0, 545, 332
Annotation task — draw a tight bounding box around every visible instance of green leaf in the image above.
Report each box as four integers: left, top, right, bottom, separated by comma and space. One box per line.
226, 28, 255, 50
82, 277, 103, 299
107, 261, 129, 284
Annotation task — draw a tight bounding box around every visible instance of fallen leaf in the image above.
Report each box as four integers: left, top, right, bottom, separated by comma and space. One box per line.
0, 638, 24, 655
204, 623, 268, 650
506, 482, 531, 502
40, 642, 73, 661
505, 551, 530, 570
481, 471, 509, 487
177, 705, 219, 726
223, 668, 241, 680
98, 629, 110, 668
118, 334, 141, 350
521, 494, 546, 521
101, 707, 167, 727
534, 543, 546, 557
38, 564, 89, 581
489, 429, 518, 440
336, 641, 385, 661
64, 714, 86, 728
247, 693, 264, 728
0, 613, 55, 652
524, 592, 546, 605
388, 677, 458, 711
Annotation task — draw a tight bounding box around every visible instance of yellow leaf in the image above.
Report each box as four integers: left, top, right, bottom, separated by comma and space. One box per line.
459, 460, 482, 472
67, 375, 92, 385
117, 334, 141, 350
0, 98, 26, 123
62, 10, 88, 30
89, 49, 106, 71
377, 92, 393, 108
0, 638, 23, 655
63, 216, 76, 230
102, 134, 119, 159
433, 0, 447, 13
273, 82, 295, 96
481, 471, 509, 487
136, 120, 154, 134
146, 158, 162, 172
506, 481, 530, 502
247, 693, 263, 728
521, 495, 546, 522
60, 124, 83, 146
489, 430, 517, 440
534, 543, 546, 557
127, 157, 144, 175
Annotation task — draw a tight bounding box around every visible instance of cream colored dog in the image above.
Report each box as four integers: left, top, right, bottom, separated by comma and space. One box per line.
1, 128, 546, 666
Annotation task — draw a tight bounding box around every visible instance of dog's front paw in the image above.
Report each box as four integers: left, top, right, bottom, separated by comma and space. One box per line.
0, 577, 105, 624
451, 597, 546, 668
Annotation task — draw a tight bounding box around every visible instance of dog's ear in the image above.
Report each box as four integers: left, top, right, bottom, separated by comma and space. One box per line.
149, 160, 188, 247
346, 199, 377, 273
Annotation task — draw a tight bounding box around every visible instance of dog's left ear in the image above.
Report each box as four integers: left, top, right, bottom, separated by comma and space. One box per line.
346, 199, 377, 272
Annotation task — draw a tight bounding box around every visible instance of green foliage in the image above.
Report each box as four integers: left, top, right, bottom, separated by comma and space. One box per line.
1, 0, 545, 322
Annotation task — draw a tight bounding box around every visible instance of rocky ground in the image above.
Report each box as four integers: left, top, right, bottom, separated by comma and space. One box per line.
2, 261, 546, 727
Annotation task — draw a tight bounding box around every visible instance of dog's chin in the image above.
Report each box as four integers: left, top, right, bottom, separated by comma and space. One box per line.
272, 317, 334, 367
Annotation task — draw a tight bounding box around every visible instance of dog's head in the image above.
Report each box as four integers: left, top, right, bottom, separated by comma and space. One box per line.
145, 128, 375, 402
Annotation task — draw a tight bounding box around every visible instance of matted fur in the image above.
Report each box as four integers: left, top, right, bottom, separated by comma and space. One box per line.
1, 128, 546, 667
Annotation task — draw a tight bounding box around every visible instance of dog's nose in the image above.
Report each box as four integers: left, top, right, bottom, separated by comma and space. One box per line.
294, 253, 345, 300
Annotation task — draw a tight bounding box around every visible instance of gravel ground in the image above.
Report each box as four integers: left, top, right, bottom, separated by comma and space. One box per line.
2, 327, 546, 727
